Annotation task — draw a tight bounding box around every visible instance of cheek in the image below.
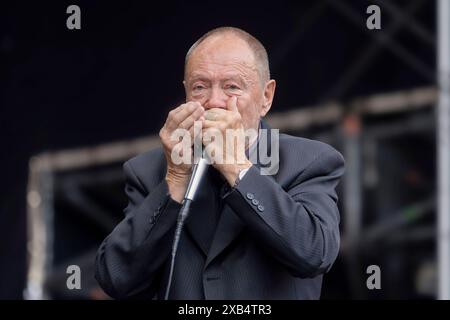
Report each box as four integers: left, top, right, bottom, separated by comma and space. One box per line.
236, 99, 261, 129
187, 94, 206, 104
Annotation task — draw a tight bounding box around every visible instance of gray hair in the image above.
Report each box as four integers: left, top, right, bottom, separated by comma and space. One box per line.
184, 27, 270, 84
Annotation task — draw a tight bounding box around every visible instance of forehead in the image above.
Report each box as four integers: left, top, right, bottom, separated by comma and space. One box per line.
185, 35, 258, 79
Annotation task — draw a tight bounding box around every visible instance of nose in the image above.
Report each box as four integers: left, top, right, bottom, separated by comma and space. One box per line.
204, 86, 227, 110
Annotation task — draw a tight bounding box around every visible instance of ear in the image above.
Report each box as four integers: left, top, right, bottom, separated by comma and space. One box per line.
260, 79, 276, 117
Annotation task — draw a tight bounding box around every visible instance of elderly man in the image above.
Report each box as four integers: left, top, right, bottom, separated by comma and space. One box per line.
95, 27, 345, 300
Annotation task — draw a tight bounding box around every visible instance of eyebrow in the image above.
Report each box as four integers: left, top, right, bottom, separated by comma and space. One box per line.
223, 75, 245, 83
188, 73, 246, 84
188, 71, 210, 81
188, 76, 209, 84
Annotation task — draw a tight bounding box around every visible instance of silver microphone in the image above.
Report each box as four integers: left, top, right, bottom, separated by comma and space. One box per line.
183, 149, 209, 202
184, 157, 209, 201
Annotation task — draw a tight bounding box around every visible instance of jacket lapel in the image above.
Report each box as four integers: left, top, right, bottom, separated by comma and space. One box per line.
205, 203, 246, 268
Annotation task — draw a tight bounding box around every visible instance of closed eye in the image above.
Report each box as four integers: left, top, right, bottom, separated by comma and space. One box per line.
225, 84, 241, 90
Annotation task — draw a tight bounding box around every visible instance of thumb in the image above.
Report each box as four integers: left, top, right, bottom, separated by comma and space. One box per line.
227, 96, 238, 112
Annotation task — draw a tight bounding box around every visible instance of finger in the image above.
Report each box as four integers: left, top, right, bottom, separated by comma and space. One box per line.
204, 108, 227, 121
172, 101, 194, 115
187, 120, 203, 146
170, 103, 185, 115
166, 102, 201, 130
164, 104, 192, 131
204, 110, 217, 121
172, 101, 201, 124
206, 108, 228, 115
226, 96, 238, 112
178, 106, 204, 130
203, 119, 220, 128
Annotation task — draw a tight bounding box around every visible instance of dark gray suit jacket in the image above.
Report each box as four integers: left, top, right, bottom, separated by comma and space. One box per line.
95, 124, 345, 300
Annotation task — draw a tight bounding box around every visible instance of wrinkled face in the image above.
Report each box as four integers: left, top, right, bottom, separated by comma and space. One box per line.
184, 34, 275, 131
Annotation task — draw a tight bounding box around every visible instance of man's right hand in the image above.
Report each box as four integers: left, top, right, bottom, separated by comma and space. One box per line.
159, 101, 205, 203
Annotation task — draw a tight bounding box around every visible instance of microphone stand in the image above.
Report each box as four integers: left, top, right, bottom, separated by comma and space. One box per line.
164, 156, 209, 300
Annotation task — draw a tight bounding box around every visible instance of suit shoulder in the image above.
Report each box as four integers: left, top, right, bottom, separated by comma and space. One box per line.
279, 134, 343, 161
271, 134, 344, 188
126, 147, 164, 168
124, 147, 166, 188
